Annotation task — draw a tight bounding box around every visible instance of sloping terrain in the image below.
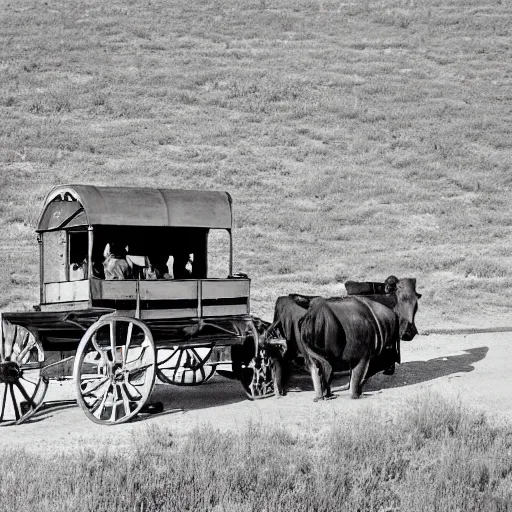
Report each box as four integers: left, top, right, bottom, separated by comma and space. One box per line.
1, 0, 512, 329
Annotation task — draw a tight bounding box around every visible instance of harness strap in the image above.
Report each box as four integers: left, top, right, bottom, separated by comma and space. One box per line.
353, 296, 385, 353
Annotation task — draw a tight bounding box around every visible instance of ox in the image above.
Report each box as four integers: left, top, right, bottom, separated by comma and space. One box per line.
269, 296, 310, 395
299, 278, 421, 401
270, 276, 403, 394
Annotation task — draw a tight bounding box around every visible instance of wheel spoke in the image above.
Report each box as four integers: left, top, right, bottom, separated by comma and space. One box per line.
123, 322, 134, 366
157, 348, 179, 368
13, 330, 29, 360
157, 345, 217, 386
91, 383, 111, 418
0, 384, 7, 421
119, 384, 132, 417
189, 348, 203, 366
109, 387, 119, 423
9, 384, 20, 421
110, 320, 117, 363
127, 363, 153, 376
16, 333, 36, 364
91, 334, 109, 368
20, 373, 39, 386
124, 381, 143, 400
242, 351, 275, 400
173, 349, 185, 381
4, 323, 15, 361
81, 376, 110, 397
18, 362, 43, 371
126, 345, 147, 365
15, 381, 36, 410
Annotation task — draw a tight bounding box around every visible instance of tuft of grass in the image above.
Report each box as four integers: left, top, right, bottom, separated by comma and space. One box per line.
458, 259, 510, 279
1, 393, 512, 511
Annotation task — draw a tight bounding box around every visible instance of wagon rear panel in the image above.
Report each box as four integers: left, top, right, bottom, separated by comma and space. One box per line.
89, 278, 250, 319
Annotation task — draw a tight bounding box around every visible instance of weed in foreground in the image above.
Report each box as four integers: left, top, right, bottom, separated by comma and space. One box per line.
1, 392, 512, 511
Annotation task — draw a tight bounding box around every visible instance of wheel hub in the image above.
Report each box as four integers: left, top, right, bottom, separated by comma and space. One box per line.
0, 361, 20, 384
112, 364, 126, 382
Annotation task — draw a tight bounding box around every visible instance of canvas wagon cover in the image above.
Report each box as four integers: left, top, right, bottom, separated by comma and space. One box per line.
37, 185, 233, 231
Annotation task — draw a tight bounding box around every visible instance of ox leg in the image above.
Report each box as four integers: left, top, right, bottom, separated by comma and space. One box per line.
273, 357, 285, 397
338, 371, 350, 392
350, 357, 370, 399
310, 364, 324, 401
383, 364, 395, 376
323, 383, 336, 400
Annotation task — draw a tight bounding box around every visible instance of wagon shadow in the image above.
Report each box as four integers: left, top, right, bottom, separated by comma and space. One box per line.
147, 377, 248, 415
364, 346, 489, 392
27, 400, 78, 424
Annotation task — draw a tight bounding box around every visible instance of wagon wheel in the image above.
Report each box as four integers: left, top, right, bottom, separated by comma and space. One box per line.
237, 322, 275, 400
157, 346, 217, 386
0, 318, 48, 426
74, 316, 156, 425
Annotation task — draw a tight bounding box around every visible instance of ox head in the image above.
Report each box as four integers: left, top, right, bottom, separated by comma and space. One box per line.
394, 278, 421, 341
384, 275, 399, 294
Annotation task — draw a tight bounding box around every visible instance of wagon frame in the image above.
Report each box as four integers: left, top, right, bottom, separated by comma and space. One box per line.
0, 185, 281, 426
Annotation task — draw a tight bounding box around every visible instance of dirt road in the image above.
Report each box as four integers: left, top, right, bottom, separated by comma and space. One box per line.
2, 331, 511, 453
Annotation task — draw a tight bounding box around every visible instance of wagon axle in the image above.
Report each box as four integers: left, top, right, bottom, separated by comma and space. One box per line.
0, 361, 21, 385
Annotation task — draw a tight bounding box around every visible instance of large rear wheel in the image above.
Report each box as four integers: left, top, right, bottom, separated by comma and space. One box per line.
0, 318, 48, 426
74, 316, 156, 425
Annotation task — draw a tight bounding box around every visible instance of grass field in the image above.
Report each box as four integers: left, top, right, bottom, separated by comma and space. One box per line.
1, 392, 511, 511
1, 0, 512, 329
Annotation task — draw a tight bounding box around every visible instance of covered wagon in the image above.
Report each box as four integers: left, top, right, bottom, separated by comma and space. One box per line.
0, 185, 281, 426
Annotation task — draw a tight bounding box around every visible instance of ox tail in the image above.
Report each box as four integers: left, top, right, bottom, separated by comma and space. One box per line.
299, 299, 337, 385
302, 344, 333, 384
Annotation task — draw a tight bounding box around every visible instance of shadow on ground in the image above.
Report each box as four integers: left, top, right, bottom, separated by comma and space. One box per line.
24, 347, 489, 424
365, 346, 489, 392
148, 377, 248, 415
24, 378, 248, 425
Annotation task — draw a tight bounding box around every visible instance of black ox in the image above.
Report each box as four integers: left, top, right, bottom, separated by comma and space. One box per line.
269, 276, 402, 395
299, 278, 421, 401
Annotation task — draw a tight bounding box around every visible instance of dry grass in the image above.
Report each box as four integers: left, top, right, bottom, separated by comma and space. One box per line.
0, 392, 511, 511
1, 0, 512, 329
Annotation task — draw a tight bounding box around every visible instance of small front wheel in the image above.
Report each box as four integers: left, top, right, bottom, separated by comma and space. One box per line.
74, 316, 156, 425
238, 322, 275, 400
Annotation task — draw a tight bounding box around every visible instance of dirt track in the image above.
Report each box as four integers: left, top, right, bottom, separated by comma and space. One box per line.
2, 331, 511, 453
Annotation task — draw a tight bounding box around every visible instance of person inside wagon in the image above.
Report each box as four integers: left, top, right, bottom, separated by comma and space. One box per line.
146, 253, 172, 280
70, 256, 88, 281
173, 251, 194, 279
103, 241, 132, 280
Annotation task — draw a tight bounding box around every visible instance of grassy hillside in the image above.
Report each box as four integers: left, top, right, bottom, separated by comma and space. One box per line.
1, 0, 512, 329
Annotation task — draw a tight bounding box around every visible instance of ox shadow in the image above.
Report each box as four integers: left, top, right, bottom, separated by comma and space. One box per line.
363, 346, 489, 393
